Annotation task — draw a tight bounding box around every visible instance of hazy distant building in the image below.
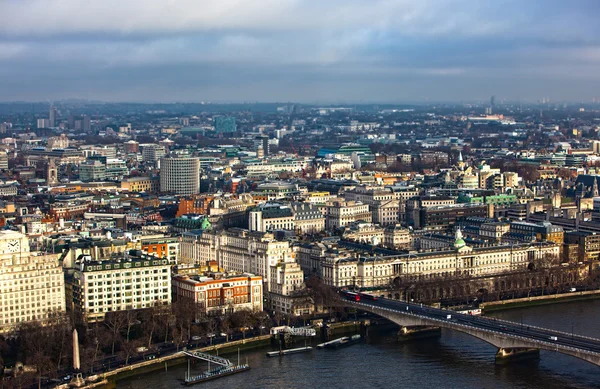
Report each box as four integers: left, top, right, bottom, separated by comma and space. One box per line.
160, 157, 200, 195
49, 105, 57, 128
254, 135, 270, 156
37, 118, 50, 129
214, 116, 236, 133
82, 115, 91, 132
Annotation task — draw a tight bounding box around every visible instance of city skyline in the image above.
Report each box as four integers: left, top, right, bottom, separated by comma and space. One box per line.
2, 0, 600, 103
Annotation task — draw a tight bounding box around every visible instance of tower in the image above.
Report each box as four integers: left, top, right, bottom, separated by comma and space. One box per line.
49, 105, 57, 128
46, 159, 58, 185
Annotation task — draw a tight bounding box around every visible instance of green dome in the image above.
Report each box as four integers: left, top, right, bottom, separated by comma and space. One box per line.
454, 238, 466, 249
200, 217, 212, 230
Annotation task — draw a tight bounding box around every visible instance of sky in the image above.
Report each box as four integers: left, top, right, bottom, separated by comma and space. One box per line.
1, 0, 600, 103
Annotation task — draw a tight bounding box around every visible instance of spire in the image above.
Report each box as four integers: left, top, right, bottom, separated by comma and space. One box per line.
458, 151, 463, 162
593, 178, 599, 197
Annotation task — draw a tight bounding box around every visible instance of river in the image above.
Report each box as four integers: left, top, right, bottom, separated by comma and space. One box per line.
118, 300, 600, 389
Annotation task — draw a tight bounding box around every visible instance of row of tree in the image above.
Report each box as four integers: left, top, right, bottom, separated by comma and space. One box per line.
0, 300, 276, 388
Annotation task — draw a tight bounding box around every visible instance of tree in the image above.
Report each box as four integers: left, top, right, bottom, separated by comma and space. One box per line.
104, 311, 128, 355
253, 311, 271, 336
18, 322, 56, 389
121, 339, 142, 366
219, 315, 232, 342
206, 318, 218, 345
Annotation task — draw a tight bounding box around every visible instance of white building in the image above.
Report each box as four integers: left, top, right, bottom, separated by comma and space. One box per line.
320, 233, 560, 289
324, 200, 371, 230
160, 157, 201, 195
179, 229, 295, 291
269, 262, 312, 315
0, 231, 65, 333
68, 253, 171, 322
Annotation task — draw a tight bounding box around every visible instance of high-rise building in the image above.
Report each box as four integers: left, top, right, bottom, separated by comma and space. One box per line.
214, 116, 236, 133
160, 157, 200, 195
37, 118, 50, 129
254, 135, 270, 156
82, 115, 91, 132
49, 105, 57, 128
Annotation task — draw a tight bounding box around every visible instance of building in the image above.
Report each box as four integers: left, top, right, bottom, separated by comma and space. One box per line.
564, 231, 600, 263
214, 116, 237, 133
319, 231, 560, 289
269, 262, 312, 315
291, 203, 325, 234
254, 136, 270, 156
510, 221, 564, 245
160, 157, 201, 195
0, 231, 65, 333
140, 236, 179, 263
383, 224, 413, 249
79, 160, 106, 182
124, 140, 140, 154
179, 229, 295, 290
324, 200, 371, 230
142, 144, 166, 163
67, 251, 171, 322
249, 204, 295, 232
120, 177, 160, 193
253, 181, 301, 200
407, 199, 491, 230
248, 202, 325, 234
49, 105, 57, 128
172, 274, 263, 316
37, 118, 50, 129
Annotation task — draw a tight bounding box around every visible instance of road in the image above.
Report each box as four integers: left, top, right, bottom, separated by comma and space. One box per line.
355, 297, 600, 354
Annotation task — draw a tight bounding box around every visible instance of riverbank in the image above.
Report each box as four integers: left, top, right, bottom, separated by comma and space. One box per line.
89, 335, 271, 389
480, 289, 600, 313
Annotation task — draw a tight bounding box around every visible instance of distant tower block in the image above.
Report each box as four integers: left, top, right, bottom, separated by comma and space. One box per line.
47, 159, 58, 185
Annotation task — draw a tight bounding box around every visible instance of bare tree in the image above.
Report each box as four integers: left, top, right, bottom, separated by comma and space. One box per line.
104, 311, 128, 355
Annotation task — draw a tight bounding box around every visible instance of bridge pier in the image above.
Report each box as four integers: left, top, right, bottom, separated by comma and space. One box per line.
495, 348, 540, 365
398, 326, 441, 342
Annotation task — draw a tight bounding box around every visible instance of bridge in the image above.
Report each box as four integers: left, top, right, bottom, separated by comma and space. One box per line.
348, 297, 600, 366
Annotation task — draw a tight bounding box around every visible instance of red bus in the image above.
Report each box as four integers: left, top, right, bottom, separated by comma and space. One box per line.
341, 291, 361, 301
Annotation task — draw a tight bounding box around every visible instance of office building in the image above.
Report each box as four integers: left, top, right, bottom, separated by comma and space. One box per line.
160, 157, 201, 195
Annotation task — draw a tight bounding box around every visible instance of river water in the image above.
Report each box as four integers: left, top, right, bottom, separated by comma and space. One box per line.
118, 300, 600, 389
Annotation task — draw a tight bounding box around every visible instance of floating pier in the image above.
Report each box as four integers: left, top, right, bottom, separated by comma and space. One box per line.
266, 346, 313, 357
317, 335, 362, 349
183, 350, 250, 386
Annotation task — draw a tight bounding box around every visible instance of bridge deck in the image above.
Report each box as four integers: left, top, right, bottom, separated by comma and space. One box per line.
348, 297, 600, 366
